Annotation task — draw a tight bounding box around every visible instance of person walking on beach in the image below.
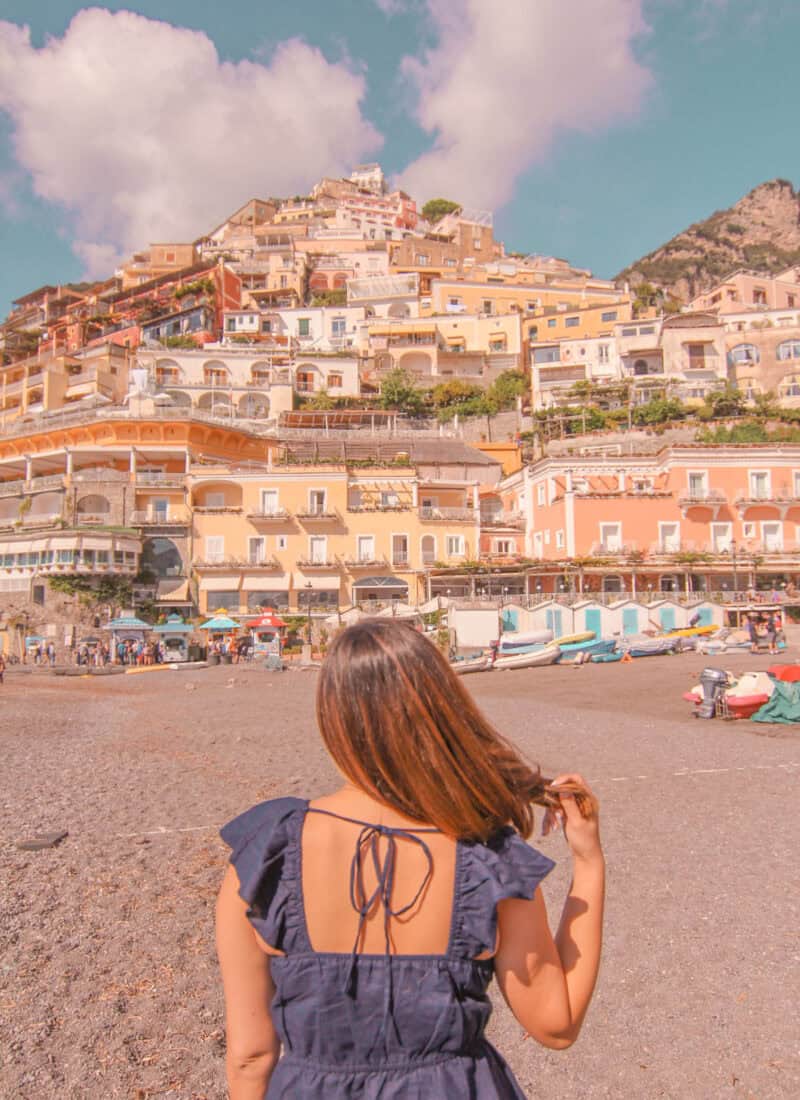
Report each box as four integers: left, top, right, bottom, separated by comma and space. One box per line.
765, 613, 779, 655
747, 615, 759, 654
0, 651, 5, 685
217, 618, 604, 1099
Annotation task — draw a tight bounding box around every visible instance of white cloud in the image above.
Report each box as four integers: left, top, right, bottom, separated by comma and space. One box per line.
372, 0, 409, 14
0, 9, 382, 276
397, 0, 651, 210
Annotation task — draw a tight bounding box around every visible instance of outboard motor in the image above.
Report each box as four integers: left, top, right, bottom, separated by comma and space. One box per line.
695, 667, 729, 719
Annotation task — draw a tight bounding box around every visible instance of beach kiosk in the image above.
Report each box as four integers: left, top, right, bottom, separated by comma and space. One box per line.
248, 610, 286, 657
198, 612, 239, 661
106, 615, 151, 659
152, 614, 193, 662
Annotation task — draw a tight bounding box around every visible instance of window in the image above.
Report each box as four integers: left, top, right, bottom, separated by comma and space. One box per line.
749, 471, 770, 500
598, 344, 609, 364
348, 488, 362, 510
205, 536, 224, 563
205, 492, 225, 509
601, 310, 617, 322
537, 483, 546, 506
621, 326, 637, 337
788, 295, 796, 308
600, 523, 621, 551
494, 539, 514, 555
261, 489, 279, 514
730, 343, 759, 364
533, 531, 543, 556
165, 251, 176, 263
225, 317, 236, 332
357, 535, 375, 562
743, 522, 755, 539
639, 325, 656, 335
249, 537, 266, 564
392, 534, 409, 566
555, 530, 565, 549
57, 549, 74, 564
482, 300, 494, 314
777, 340, 800, 361
381, 491, 399, 508
327, 373, 343, 389
448, 297, 463, 310
331, 317, 346, 337
446, 534, 465, 557
276, 535, 288, 551
762, 522, 783, 552
565, 317, 579, 328
261, 319, 272, 333
96, 551, 110, 564
309, 535, 327, 563
308, 489, 327, 514
298, 318, 311, 337
753, 288, 766, 305
208, 590, 238, 612
279, 275, 288, 288
32, 584, 45, 606
533, 346, 560, 364
659, 522, 680, 552
688, 472, 707, 497
710, 523, 732, 552
547, 318, 557, 328
415, 254, 429, 266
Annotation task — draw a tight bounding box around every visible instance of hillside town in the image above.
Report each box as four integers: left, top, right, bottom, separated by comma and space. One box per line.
2, 164, 800, 657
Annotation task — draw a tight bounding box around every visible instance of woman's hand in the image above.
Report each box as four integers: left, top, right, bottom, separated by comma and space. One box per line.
542, 773, 602, 863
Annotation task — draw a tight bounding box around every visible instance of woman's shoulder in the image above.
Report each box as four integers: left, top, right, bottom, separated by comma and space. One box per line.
220, 796, 307, 856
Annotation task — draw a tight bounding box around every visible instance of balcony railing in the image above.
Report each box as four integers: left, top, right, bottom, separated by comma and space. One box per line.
342, 556, 390, 570
677, 489, 727, 507
193, 505, 243, 513
420, 506, 475, 523
480, 512, 525, 529
129, 509, 190, 525
295, 508, 341, 522
588, 542, 639, 557
392, 555, 410, 568
135, 472, 185, 487
295, 558, 339, 570
0, 479, 25, 497
246, 508, 290, 521
75, 512, 113, 526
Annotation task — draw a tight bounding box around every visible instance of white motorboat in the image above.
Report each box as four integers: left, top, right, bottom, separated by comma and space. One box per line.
492, 645, 561, 671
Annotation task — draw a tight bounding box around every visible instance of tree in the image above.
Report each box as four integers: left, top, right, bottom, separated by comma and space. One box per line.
378, 368, 426, 415
305, 389, 335, 410
487, 369, 528, 409
431, 379, 483, 410
705, 385, 745, 419
421, 198, 461, 224
631, 397, 687, 426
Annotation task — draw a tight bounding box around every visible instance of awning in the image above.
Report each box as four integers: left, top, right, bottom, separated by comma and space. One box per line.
107, 616, 151, 629
80, 535, 114, 550
0, 540, 32, 553
156, 578, 189, 601
351, 575, 409, 589
199, 576, 241, 592
242, 574, 290, 591
49, 536, 80, 550
294, 574, 341, 591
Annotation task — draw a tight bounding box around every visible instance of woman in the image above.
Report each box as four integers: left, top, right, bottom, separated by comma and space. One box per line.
217, 619, 604, 1099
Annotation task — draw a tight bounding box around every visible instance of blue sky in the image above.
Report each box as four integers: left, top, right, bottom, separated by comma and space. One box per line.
0, 1, 798, 314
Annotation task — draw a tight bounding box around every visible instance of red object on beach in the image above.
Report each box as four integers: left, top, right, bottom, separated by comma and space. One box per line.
249, 611, 287, 629
725, 694, 769, 719
767, 664, 800, 682
682, 690, 701, 704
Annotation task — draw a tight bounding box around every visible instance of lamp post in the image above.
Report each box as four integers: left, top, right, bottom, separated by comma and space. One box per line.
731, 537, 738, 597
305, 581, 313, 645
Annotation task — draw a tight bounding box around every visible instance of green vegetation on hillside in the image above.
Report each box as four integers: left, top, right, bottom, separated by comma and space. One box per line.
421, 198, 461, 223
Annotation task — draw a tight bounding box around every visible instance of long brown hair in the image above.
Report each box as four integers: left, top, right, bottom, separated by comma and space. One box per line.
316, 618, 551, 841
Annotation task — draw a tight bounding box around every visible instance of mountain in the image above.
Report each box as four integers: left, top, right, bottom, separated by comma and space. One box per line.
617, 179, 800, 302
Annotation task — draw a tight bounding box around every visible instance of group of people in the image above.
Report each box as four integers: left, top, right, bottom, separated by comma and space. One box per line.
114, 639, 167, 666
746, 611, 782, 654
209, 636, 252, 662
27, 641, 57, 667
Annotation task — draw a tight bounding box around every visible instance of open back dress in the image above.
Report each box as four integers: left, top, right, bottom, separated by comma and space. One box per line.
221, 796, 554, 1099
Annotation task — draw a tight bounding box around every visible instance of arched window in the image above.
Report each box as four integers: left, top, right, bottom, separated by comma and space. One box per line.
777, 340, 800, 361
780, 375, 800, 398
729, 343, 759, 364
141, 537, 183, 578
602, 575, 623, 593
421, 534, 436, 566
76, 495, 110, 514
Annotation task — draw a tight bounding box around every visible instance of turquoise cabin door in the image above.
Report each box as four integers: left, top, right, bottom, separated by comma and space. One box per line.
659, 607, 676, 631
584, 608, 602, 637
546, 608, 563, 636
501, 608, 519, 633
622, 608, 639, 635
697, 607, 713, 626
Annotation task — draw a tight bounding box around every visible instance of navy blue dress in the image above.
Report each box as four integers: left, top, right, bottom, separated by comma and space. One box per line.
221, 797, 554, 1098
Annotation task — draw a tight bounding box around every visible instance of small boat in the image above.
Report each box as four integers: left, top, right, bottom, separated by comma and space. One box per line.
497, 640, 551, 656
492, 645, 561, 671
726, 694, 770, 719
553, 630, 595, 647
558, 638, 616, 658
663, 624, 717, 639
498, 629, 553, 650
591, 651, 623, 664
451, 654, 493, 675
624, 637, 677, 658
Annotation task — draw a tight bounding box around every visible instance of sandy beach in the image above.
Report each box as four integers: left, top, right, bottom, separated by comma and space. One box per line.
1, 652, 798, 1099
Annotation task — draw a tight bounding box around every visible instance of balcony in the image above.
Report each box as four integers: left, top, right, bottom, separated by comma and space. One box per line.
247, 508, 290, 522
391, 555, 410, 568
677, 489, 727, 518
480, 511, 525, 530
76, 513, 113, 526
130, 508, 190, 526
135, 472, 185, 488
295, 508, 341, 524
0, 479, 25, 498
193, 505, 243, 514
342, 556, 390, 570
588, 542, 639, 557
420, 506, 476, 523
295, 557, 339, 571
734, 490, 800, 518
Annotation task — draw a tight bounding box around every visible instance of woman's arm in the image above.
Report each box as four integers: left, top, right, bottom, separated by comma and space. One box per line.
494, 774, 605, 1049
216, 864, 282, 1099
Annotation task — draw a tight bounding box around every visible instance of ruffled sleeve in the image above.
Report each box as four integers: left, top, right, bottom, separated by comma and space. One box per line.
220, 797, 308, 952
454, 828, 555, 958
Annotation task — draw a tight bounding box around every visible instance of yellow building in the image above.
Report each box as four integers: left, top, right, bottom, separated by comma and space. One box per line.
423, 279, 629, 321
191, 465, 480, 614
